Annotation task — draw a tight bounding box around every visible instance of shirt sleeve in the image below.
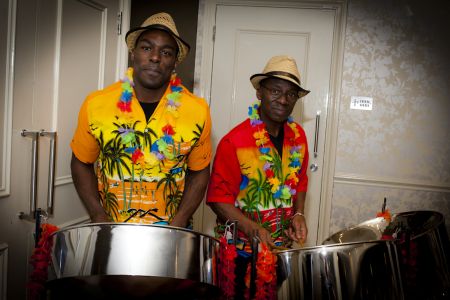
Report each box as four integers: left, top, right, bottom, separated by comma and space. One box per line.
206, 137, 241, 205
295, 127, 309, 193
70, 98, 100, 164
186, 103, 212, 171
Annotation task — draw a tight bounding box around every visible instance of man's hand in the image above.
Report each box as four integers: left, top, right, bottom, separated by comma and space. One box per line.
245, 224, 275, 248
209, 202, 276, 248
285, 214, 308, 244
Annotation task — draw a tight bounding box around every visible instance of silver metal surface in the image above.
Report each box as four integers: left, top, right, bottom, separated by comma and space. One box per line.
46, 223, 220, 299
322, 216, 387, 244
39, 130, 56, 215
313, 111, 320, 158
277, 240, 403, 300
322, 210, 450, 299
309, 163, 319, 172
390, 210, 450, 299
19, 130, 40, 220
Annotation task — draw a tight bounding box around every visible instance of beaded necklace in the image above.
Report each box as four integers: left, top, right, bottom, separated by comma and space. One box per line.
248, 101, 302, 201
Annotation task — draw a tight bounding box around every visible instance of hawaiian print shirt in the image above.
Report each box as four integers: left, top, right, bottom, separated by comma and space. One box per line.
71, 74, 212, 224
206, 118, 308, 247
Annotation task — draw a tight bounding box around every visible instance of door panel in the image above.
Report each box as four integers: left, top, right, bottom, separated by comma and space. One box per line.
54, 0, 121, 224
0, 0, 122, 297
206, 4, 335, 246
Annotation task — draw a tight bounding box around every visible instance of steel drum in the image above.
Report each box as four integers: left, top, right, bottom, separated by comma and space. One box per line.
46, 223, 220, 299
389, 211, 450, 299
276, 240, 403, 300
322, 217, 387, 244
321, 210, 450, 299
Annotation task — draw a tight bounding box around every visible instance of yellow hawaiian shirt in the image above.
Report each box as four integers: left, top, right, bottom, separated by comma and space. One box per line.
71, 70, 211, 224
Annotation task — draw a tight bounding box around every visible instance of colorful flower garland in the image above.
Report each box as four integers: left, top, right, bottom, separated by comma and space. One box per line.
27, 223, 59, 300
117, 68, 183, 167
150, 75, 182, 163
244, 242, 278, 300
218, 236, 238, 299
248, 101, 302, 201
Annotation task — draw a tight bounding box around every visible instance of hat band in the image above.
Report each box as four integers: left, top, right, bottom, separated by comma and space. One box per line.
143, 24, 178, 38
265, 71, 300, 85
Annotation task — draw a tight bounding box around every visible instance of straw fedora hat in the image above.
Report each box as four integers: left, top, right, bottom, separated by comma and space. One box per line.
250, 55, 310, 98
125, 12, 190, 63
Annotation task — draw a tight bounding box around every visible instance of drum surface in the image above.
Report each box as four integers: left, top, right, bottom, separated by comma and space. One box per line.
322, 217, 386, 244
46, 223, 220, 299
276, 240, 403, 300
389, 211, 450, 299
321, 210, 450, 299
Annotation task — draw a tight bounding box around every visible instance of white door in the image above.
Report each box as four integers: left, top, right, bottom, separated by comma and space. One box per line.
201, 4, 335, 246
0, 0, 124, 298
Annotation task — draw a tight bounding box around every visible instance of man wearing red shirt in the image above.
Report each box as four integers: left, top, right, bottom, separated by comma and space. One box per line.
207, 55, 310, 250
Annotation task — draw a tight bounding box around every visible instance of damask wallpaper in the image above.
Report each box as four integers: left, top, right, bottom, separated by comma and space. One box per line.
330, 0, 450, 236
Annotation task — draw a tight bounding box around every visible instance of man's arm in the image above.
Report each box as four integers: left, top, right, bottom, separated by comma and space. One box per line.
209, 202, 275, 247
71, 153, 110, 222
170, 165, 210, 228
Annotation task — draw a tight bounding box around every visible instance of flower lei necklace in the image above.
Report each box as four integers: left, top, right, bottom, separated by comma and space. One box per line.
248, 101, 302, 201
117, 68, 183, 166
28, 223, 59, 299
244, 242, 277, 299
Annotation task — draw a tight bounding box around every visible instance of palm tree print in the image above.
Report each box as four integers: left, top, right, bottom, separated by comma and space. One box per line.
191, 123, 204, 146
156, 161, 186, 220
239, 155, 294, 240
247, 169, 272, 208
97, 132, 131, 210
111, 119, 158, 210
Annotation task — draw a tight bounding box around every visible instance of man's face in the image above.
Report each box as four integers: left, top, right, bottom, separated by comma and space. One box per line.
256, 78, 300, 124
131, 29, 178, 90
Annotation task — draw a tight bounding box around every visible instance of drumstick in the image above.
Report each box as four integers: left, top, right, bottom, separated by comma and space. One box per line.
123, 209, 142, 223
271, 244, 289, 251
143, 210, 164, 221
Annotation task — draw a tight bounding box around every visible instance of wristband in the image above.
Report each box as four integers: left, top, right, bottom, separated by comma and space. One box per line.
291, 212, 305, 219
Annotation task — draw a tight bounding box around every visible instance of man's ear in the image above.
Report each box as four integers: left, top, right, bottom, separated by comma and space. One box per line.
256, 87, 262, 100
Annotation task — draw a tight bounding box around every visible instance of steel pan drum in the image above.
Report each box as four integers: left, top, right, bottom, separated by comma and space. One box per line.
390, 211, 450, 299
322, 210, 450, 299
46, 223, 220, 299
276, 240, 403, 300
322, 217, 387, 244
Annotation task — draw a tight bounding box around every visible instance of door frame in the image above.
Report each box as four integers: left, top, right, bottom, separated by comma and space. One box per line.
0, 0, 16, 199
194, 0, 347, 242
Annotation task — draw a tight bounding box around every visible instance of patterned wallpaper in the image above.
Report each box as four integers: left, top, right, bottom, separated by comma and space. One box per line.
330, 183, 450, 235
330, 0, 450, 236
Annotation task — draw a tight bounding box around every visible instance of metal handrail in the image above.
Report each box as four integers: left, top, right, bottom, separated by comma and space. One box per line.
18, 130, 57, 220
313, 111, 320, 158
40, 130, 56, 216
19, 130, 40, 220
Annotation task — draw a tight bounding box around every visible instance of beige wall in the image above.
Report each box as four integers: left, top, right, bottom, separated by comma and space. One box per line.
330, 0, 450, 235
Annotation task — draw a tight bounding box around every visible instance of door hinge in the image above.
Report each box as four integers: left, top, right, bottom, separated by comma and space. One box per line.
212, 25, 216, 42
117, 12, 123, 35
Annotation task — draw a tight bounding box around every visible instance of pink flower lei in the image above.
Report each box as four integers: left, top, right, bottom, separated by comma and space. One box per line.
248, 101, 302, 201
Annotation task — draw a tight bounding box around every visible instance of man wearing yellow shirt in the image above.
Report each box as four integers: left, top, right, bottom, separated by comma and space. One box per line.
70, 13, 211, 228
